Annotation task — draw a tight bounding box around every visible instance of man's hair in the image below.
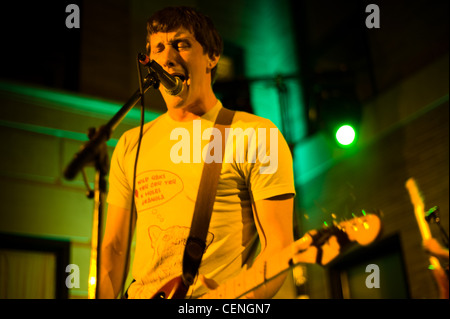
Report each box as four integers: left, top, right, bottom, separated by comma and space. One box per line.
146, 6, 223, 82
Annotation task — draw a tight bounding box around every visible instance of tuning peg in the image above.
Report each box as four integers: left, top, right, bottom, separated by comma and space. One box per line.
425, 206, 439, 223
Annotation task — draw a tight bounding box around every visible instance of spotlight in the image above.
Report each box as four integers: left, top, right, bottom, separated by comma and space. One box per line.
336, 124, 356, 146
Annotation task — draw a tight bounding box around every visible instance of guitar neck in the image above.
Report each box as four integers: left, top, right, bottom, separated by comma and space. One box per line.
405, 178, 449, 298
406, 178, 442, 267
200, 213, 382, 299
406, 178, 432, 240
201, 238, 316, 299
201, 247, 288, 298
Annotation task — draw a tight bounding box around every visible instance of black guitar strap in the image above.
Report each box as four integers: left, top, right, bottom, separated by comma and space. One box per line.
182, 106, 235, 287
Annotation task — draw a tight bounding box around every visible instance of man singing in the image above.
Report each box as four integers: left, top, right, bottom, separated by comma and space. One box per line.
99, 6, 295, 299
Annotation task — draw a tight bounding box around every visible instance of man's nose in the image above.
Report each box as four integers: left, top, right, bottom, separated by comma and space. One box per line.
160, 46, 178, 69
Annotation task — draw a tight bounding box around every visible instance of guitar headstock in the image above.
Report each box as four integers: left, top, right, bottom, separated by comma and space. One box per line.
405, 177, 432, 241
292, 212, 382, 267
406, 178, 425, 213
337, 213, 382, 246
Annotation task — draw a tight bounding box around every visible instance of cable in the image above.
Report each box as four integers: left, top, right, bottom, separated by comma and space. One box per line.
119, 55, 146, 299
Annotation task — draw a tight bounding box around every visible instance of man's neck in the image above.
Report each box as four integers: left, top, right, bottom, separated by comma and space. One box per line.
167, 95, 218, 122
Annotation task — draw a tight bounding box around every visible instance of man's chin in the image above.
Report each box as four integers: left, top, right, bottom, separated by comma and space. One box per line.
162, 88, 189, 109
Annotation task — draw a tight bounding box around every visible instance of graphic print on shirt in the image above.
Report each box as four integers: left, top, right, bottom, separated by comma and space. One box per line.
147, 225, 214, 286
134, 170, 184, 211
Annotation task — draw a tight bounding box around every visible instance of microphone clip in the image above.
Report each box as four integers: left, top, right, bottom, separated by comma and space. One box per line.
145, 71, 161, 90
138, 53, 183, 96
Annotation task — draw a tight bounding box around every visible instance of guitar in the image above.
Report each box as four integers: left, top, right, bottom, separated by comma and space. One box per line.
405, 178, 449, 299
152, 213, 382, 299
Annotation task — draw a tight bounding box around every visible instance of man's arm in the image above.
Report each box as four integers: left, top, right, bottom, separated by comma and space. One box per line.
98, 204, 136, 299
245, 193, 294, 299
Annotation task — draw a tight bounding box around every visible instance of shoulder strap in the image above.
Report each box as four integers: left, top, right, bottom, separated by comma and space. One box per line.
182, 107, 235, 287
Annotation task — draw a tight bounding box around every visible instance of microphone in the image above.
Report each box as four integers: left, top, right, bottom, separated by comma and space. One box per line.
138, 53, 183, 96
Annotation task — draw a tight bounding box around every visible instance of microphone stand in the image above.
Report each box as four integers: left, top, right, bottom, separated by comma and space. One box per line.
63, 71, 160, 299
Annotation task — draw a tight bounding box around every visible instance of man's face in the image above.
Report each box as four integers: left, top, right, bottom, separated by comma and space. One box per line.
148, 27, 217, 110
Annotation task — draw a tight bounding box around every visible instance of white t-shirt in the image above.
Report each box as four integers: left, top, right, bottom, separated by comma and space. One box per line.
107, 100, 295, 298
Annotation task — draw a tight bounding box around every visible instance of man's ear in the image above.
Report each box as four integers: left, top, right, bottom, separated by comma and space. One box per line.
207, 54, 220, 70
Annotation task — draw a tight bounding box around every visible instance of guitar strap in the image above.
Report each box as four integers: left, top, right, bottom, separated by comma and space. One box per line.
182, 106, 235, 287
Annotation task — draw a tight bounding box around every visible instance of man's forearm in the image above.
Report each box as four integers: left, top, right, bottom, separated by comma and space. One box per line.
98, 244, 128, 299
242, 250, 288, 299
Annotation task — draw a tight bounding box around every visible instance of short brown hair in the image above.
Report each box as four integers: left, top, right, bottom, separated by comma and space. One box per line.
146, 6, 223, 82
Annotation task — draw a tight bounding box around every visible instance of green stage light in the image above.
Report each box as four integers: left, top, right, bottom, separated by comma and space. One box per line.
335, 124, 356, 146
